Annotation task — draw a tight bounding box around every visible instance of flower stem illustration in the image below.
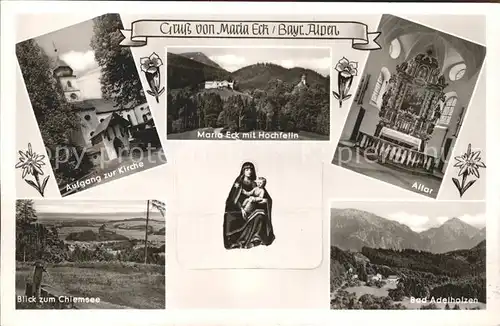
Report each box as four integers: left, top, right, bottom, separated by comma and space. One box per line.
452, 143, 486, 197
15, 143, 50, 197
333, 57, 358, 108
140, 52, 165, 103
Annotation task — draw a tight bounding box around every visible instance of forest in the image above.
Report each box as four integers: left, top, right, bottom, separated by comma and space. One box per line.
331, 290, 407, 310
15, 200, 165, 266
167, 58, 330, 136
330, 243, 486, 308
168, 79, 329, 135
360, 245, 485, 278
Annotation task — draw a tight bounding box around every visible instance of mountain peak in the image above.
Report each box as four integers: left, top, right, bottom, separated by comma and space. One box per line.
332, 208, 485, 254
442, 217, 476, 230
178, 52, 222, 69
330, 208, 430, 252
475, 239, 486, 248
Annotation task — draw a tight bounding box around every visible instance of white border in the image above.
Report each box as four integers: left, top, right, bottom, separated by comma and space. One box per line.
2, 2, 500, 326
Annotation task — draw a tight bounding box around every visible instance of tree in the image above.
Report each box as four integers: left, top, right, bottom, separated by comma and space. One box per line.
217, 111, 226, 127
16, 200, 38, 262
16, 200, 68, 263
204, 93, 223, 127
16, 200, 37, 224
16, 200, 38, 261
264, 102, 275, 131
16, 39, 91, 187
357, 263, 368, 282
144, 200, 150, 264
151, 200, 166, 217
167, 92, 175, 133
144, 200, 166, 264
91, 14, 145, 108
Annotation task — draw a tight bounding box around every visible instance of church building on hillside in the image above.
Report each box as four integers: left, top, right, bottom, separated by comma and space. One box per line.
293, 75, 307, 92
290, 74, 308, 95
53, 56, 154, 167
204, 80, 234, 90
297, 74, 307, 88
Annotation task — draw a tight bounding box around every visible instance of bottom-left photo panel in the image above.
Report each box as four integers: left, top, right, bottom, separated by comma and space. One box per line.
15, 199, 166, 309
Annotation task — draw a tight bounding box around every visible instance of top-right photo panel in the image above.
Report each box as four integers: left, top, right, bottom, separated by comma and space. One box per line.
332, 14, 486, 199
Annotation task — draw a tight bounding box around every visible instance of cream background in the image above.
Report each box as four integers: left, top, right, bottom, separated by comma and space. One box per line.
1, 2, 499, 326
172, 144, 323, 269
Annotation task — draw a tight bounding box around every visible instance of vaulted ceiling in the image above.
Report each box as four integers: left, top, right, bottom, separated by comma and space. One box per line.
379, 15, 486, 80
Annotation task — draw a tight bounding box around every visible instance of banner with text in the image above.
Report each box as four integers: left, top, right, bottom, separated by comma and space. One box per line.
120, 20, 381, 50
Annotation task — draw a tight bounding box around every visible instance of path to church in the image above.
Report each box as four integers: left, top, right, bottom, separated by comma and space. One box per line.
332, 146, 441, 197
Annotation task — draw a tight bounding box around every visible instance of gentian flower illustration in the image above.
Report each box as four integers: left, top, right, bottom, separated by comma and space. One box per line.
333, 57, 358, 108
140, 52, 165, 103
15, 143, 50, 197
452, 143, 486, 197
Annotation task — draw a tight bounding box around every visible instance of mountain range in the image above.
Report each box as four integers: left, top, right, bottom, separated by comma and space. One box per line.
167, 51, 329, 91
177, 52, 223, 69
331, 208, 485, 253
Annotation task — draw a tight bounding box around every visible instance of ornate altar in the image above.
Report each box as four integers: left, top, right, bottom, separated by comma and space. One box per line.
375, 50, 448, 153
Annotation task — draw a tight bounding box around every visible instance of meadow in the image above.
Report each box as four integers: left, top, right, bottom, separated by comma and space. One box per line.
54, 218, 165, 243
16, 261, 165, 309
343, 283, 395, 298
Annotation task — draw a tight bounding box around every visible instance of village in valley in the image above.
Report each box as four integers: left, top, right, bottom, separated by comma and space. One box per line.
346, 268, 400, 287
330, 204, 486, 310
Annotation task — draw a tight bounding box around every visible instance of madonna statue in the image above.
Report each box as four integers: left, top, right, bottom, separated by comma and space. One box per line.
223, 162, 275, 249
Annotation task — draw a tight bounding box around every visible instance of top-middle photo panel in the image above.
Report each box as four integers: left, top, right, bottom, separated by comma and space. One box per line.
166, 46, 331, 141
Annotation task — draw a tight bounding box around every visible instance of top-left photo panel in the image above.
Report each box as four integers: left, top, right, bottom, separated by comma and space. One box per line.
16, 14, 166, 198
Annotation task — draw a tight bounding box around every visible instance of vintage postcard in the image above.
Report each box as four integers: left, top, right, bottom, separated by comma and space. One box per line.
330, 200, 486, 310
170, 144, 323, 269
332, 14, 486, 199
166, 46, 331, 141
15, 14, 166, 197
15, 199, 165, 309
3, 4, 497, 323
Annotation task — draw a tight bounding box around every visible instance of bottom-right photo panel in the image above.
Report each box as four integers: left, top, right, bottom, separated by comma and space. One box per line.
330, 200, 486, 310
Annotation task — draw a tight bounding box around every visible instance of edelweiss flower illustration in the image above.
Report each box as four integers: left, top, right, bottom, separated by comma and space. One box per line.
16, 143, 45, 177
140, 52, 165, 104
452, 143, 486, 197
333, 57, 358, 108
15, 143, 50, 197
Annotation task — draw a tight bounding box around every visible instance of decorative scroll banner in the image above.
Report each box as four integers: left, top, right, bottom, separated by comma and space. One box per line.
120, 20, 381, 50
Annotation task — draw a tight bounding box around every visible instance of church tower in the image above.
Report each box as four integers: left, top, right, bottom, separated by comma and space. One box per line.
52, 43, 82, 102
